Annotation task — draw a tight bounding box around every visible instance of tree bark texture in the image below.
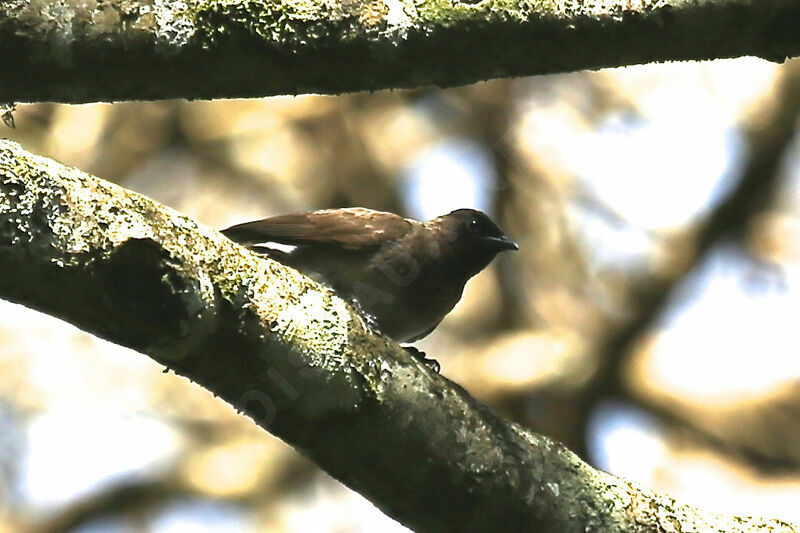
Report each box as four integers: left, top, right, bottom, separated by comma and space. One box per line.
0, 138, 797, 532
1, 0, 798, 103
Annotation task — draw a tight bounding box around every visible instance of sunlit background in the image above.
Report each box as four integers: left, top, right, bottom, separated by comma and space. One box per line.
1, 56, 800, 532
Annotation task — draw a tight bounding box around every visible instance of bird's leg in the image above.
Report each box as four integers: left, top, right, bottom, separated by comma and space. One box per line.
346, 298, 440, 372
346, 295, 440, 372
348, 297, 383, 334
403, 346, 441, 373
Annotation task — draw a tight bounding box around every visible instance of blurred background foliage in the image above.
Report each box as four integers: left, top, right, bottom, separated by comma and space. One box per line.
1, 56, 800, 532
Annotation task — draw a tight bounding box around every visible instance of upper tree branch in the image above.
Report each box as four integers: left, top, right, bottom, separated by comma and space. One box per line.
0, 139, 796, 531
1, 0, 798, 103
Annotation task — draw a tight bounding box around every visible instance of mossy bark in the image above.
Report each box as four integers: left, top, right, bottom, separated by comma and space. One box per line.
0, 138, 797, 531
1, 0, 798, 102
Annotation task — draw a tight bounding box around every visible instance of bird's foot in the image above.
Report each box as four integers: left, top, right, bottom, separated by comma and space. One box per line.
403, 346, 440, 373
349, 298, 382, 333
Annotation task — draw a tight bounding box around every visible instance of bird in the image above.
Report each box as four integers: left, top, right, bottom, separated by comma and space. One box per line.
222, 207, 518, 369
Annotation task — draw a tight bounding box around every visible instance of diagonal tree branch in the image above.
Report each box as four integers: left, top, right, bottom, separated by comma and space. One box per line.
0, 138, 797, 532
1, 0, 799, 103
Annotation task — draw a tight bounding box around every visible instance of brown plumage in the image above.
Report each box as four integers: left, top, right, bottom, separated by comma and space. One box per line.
222, 207, 518, 344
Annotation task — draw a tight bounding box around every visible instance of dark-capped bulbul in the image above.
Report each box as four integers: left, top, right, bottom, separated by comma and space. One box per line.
222, 208, 518, 355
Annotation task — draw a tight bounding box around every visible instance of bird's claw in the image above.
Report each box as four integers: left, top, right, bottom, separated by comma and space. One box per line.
348, 298, 440, 372
403, 346, 441, 373
350, 298, 382, 333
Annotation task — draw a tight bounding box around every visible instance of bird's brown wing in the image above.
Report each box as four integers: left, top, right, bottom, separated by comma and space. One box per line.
222, 208, 413, 250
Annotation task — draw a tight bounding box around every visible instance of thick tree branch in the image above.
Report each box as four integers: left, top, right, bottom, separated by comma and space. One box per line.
0, 139, 796, 532
1, 0, 798, 103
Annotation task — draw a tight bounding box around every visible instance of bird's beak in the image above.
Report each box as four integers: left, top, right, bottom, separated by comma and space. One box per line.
485, 235, 519, 251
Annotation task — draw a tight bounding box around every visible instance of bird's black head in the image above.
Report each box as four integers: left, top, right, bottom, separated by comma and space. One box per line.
435, 208, 518, 277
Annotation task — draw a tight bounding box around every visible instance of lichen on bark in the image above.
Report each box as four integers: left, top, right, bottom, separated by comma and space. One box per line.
1, 138, 798, 532
1, 0, 797, 102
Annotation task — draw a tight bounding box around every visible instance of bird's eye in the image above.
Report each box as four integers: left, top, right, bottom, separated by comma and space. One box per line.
467, 218, 480, 233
